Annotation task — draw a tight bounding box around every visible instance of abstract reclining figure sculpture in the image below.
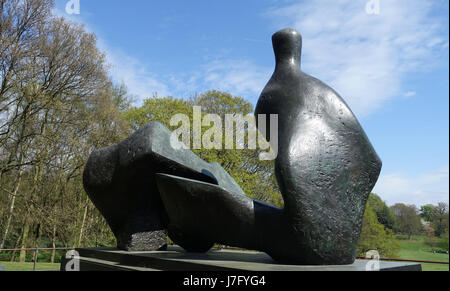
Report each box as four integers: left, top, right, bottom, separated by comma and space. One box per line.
83, 28, 382, 265
83, 122, 245, 252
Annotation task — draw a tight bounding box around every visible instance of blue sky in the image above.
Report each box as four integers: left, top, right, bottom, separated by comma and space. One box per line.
54, 0, 449, 206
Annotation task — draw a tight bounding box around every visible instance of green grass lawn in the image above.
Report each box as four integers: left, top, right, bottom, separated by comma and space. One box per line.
397, 236, 449, 271
1, 236, 448, 271
0, 261, 60, 271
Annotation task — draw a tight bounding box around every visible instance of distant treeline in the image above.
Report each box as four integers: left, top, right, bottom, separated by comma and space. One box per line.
358, 194, 448, 257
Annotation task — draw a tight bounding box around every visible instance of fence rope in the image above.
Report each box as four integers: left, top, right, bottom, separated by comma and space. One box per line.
0, 248, 74, 251
356, 256, 448, 265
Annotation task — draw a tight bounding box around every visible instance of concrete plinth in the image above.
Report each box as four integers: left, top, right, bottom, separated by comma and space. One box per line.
60, 246, 422, 271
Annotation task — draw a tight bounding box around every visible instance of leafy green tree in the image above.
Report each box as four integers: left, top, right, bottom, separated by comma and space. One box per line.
420, 203, 449, 237
123, 90, 283, 207
112, 83, 135, 113
367, 193, 396, 230
358, 204, 401, 258
420, 204, 436, 222
431, 203, 449, 237
391, 203, 423, 239
0, 0, 131, 261
440, 231, 449, 251
124, 95, 192, 132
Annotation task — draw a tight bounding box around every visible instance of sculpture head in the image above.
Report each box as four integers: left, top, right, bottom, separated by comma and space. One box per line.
272, 28, 302, 68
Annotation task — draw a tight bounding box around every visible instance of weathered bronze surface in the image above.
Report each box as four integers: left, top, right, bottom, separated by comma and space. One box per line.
83, 28, 382, 265
83, 122, 244, 251
255, 28, 382, 264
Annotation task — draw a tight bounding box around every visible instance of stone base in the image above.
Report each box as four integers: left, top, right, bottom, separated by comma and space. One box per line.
60, 246, 422, 271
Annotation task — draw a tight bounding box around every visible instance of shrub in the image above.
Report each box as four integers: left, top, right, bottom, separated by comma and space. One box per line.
439, 232, 449, 251
358, 205, 401, 258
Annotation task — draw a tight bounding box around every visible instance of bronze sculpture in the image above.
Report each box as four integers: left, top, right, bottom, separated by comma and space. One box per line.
83, 28, 382, 265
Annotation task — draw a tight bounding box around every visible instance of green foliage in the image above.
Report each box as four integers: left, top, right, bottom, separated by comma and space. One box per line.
420, 205, 436, 222
440, 231, 449, 251
0, 1, 132, 257
433, 203, 448, 237
124, 95, 192, 131
391, 203, 424, 239
357, 204, 401, 258
112, 83, 135, 113
420, 202, 449, 236
424, 236, 440, 249
419, 203, 449, 237
123, 90, 283, 207
367, 193, 396, 230
424, 236, 449, 253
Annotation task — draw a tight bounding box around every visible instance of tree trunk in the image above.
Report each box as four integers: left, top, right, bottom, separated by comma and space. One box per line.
50, 224, 57, 263
18, 217, 30, 262
77, 198, 89, 247
34, 223, 42, 249
19, 110, 50, 262
0, 167, 24, 249
9, 224, 24, 262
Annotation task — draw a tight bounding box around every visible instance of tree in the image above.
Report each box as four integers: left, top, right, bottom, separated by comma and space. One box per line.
0, 0, 55, 250
124, 90, 283, 207
358, 204, 401, 258
431, 202, 449, 237
441, 231, 449, 251
367, 193, 396, 230
0, 0, 131, 262
420, 204, 436, 222
391, 203, 423, 239
420, 203, 449, 237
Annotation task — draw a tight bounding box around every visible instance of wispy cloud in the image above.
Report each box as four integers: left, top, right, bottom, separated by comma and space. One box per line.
53, 1, 448, 112
101, 45, 170, 100
52, 7, 169, 104
201, 59, 272, 102
264, 0, 448, 117
403, 91, 417, 98
373, 165, 449, 206
52, 6, 270, 104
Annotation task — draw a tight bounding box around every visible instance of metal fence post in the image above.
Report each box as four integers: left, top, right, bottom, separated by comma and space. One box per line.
33, 248, 38, 271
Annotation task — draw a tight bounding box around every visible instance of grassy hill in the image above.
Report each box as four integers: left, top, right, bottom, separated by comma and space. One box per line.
397, 236, 449, 271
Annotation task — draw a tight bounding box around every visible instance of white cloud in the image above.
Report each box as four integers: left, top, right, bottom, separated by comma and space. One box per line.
403, 91, 417, 98
201, 59, 272, 102
101, 46, 170, 102
53, 1, 448, 111
52, 7, 169, 104
163, 58, 272, 103
264, 0, 448, 117
373, 165, 449, 206
52, 6, 273, 104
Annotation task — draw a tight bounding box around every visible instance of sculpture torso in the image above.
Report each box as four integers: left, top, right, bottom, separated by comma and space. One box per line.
255, 28, 382, 264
